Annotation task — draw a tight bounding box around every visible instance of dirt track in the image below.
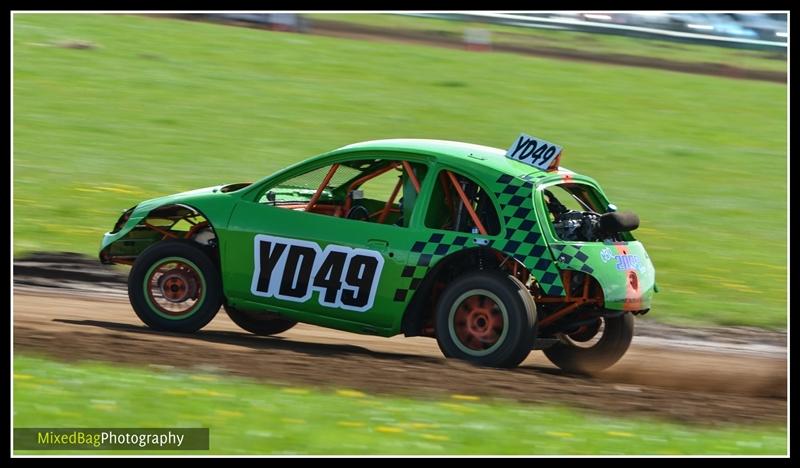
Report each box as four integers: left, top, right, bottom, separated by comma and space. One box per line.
13, 286, 786, 426
143, 15, 786, 84
306, 19, 786, 84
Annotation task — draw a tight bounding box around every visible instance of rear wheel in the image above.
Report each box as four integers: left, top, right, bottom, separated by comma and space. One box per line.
224, 305, 297, 336
543, 313, 634, 375
128, 240, 222, 333
435, 270, 537, 368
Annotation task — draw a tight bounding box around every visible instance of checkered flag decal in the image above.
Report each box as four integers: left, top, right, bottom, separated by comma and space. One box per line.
490, 174, 564, 296
392, 232, 474, 302
550, 244, 594, 274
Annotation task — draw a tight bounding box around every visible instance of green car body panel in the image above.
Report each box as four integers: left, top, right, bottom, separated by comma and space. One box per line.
100, 139, 655, 336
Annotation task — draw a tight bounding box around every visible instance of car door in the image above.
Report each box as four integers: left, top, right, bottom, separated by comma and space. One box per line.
222, 156, 430, 333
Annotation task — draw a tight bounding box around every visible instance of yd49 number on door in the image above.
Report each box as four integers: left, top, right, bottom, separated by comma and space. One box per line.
250, 234, 384, 312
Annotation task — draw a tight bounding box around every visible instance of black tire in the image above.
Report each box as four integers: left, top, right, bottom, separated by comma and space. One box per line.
434, 270, 537, 368
224, 305, 297, 336
128, 240, 222, 333
543, 313, 634, 375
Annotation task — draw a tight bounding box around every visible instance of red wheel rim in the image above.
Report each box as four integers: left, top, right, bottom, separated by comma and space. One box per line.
453, 294, 505, 352
145, 260, 203, 317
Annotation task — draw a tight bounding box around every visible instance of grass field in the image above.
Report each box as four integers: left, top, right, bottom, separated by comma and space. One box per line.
12, 14, 787, 328
12, 355, 787, 455
307, 13, 788, 73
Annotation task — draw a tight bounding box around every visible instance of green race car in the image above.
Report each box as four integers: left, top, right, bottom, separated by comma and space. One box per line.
100, 134, 655, 372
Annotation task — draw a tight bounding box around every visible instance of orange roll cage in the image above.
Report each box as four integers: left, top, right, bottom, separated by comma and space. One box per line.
301, 160, 424, 223
299, 163, 489, 236
343, 162, 399, 213
444, 170, 488, 236
305, 163, 340, 212
537, 270, 603, 328
401, 160, 421, 193
377, 177, 404, 224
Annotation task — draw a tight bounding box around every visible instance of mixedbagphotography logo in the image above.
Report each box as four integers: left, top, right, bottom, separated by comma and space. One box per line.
14, 428, 209, 451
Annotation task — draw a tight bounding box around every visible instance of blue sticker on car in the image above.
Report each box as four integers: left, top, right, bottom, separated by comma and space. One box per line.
600, 247, 644, 272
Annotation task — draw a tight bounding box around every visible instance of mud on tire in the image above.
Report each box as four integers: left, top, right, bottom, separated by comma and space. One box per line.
128, 239, 222, 333
435, 270, 537, 368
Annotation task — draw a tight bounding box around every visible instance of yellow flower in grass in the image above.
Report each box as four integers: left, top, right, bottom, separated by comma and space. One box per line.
409, 422, 439, 430
97, 186, 142, 195
376, 426, 403, 434
190, 375, 217, 382
451, 394, 480, 401
337, 389, 366, 398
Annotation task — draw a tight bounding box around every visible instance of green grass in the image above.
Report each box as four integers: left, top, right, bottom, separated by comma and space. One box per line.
13, 355, 787, 455
306, 13, 788, 73
12, 14, 787, 328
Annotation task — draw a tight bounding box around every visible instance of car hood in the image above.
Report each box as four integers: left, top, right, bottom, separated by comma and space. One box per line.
133, 185, 226, 213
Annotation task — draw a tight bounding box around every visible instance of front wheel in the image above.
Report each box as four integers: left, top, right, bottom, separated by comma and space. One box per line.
543, 313, 634, 375
434, 270, 537, 368
224, 305, 297, 336
128, 240, 222, 333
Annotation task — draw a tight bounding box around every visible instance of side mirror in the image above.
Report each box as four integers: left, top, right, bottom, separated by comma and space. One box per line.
266, 191, 276, 204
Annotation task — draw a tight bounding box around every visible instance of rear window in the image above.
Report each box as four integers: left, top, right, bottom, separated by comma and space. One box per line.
542, 183, 630, 242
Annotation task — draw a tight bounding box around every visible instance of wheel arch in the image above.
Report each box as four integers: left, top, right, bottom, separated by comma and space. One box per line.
400, 246, 532, 337
100, 202, 221, 265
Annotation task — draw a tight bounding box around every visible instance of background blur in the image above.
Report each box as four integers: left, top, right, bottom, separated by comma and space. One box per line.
12, 12, 788, 455
14, 12, 787, 328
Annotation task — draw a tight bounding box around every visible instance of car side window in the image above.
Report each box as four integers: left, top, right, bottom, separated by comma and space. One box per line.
542, 185, 586, 223
425, 170, 500, 235
259, 159, 427, 228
